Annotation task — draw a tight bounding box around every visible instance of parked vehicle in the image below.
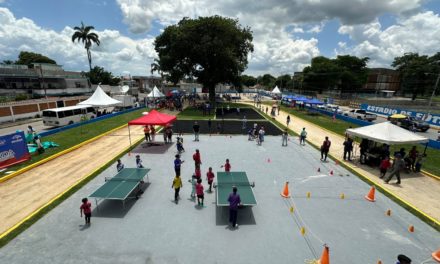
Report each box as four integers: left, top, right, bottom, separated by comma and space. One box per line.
42, 105, 96, 127
387, 114, 430, 132
324, 104, 343, 114
343, 109, 377, 121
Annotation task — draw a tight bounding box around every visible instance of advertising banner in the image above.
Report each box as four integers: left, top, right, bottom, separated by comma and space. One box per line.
360, 104, 440, 126
0, 131, 31, 169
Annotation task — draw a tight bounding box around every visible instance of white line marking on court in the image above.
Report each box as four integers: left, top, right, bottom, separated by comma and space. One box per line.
299, 174, 329, 183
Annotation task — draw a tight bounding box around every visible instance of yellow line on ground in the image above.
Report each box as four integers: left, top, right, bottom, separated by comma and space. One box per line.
0, 124, 129, 184
0, 134, 145, 239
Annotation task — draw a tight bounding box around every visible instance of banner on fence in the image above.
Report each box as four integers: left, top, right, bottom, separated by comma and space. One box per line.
0, 131, 31, 169
360, 104, 440, 126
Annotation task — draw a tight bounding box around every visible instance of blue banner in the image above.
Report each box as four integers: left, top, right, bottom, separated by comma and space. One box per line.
360, 104, 440, 126
0, 131, 31, 169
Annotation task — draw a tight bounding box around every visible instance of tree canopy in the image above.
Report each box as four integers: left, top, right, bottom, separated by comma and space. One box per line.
153, 16, 253, 104
302, 55, 369, 93
392, 52, 440, 100
15, 51, 57, 66
72, 22, 100, 71
85, 66, 120, 85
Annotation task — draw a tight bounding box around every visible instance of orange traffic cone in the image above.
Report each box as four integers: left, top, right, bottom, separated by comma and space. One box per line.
281, 182, 291, 198
335, 160, 339, 166
317, 167, 321, 172
408, 225, 414, 233
330, 170, 334, 176
319, 245, 330, 264
432, 248, 440, 262
365, 186, 376, 202
377, 260, 382, 264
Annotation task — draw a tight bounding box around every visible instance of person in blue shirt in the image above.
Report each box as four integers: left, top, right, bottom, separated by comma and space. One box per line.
228, 186, 241, 229
174, 154, 184, 176
116, 159, 124, 172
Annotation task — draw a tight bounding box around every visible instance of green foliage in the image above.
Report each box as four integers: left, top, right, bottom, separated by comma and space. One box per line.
1, 60, 14, 65
153, 16, 254, 104
257, 74, 276, 88
275, 74, 293, 90
392, 52, 440, 100
72, 21, 100, 71
302, 55, 369, 93
240, 75, 257, 87
14, 94, 29, 101
15, 51, 57, 66
85, 66, 120, 85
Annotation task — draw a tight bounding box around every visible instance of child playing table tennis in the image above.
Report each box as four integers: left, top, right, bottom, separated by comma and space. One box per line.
221, 159, 231, 172
80, 198, 92, 225
206, 167, 215, 192
196, 178, 204, 206
136, 155, 144, 168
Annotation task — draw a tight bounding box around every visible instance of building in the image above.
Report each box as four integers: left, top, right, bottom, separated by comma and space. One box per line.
363, 68, 400, 94
131, 76, 162, 93
0, 63, 92, 97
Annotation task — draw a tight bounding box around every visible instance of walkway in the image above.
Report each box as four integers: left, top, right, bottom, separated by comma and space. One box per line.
243, 99, 440, 223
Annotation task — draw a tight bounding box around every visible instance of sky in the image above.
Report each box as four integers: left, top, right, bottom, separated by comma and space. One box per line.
1, 0, 440, 77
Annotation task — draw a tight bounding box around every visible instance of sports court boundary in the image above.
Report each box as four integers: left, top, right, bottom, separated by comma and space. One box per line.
0, 133, 146, 247
0, 124, 129, 184
248, 102, 440, 231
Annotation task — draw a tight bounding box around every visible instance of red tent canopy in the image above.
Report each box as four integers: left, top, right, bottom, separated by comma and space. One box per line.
128, 109, 176, 126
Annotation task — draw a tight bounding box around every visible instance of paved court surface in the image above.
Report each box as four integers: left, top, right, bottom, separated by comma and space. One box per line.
173, 119, 283, 135
0, 135, 438, 264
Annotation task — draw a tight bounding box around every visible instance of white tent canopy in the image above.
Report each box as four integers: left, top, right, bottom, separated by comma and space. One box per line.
346, 122, 428, 145
147, 86, 165, 98
271, 86, 281, 94
78, 85, 122, 107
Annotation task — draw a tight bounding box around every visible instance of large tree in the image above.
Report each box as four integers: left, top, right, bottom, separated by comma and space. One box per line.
257, 74, 276, 88
392, 52, 439, 100
240, 74, 257, 87
153, 16, 253, 104
72, 22, 100, 71
85, 66, 120, 85
16, 51, 57, 66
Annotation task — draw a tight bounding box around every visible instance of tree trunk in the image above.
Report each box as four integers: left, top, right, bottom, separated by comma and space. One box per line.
208, 84, 216, 108
87, 48, 92, 71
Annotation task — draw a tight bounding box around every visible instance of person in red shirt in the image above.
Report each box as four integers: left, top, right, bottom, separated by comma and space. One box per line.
80, 198, 92, 225
206, 167, 215, 192
221, 159, 231, 172
379, 156, 391, 178
195, 167, 201, 179
320, 136, 331, 162
193, 149, 202, 169
196, 178, 204, 206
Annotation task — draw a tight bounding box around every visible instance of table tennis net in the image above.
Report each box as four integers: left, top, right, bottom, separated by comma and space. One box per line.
214, 181, 255, 187
105, 176, 144, 182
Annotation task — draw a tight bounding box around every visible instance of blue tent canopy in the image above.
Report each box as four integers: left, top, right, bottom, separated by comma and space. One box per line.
307, 98, 324, 105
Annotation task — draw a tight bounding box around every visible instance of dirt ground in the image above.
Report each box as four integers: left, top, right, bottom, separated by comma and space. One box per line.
0, 125, 145, 235
242, 98, 440, 222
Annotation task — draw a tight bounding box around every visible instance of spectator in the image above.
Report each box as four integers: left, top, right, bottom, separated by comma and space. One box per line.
320, 136, 331, 162
343, 137, 353, 161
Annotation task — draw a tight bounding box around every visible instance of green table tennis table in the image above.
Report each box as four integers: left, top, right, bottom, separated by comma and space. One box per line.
215, 171, 257, 206
90, 168, 150, 209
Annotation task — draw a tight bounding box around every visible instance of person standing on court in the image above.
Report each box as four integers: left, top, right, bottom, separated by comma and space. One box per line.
222, 159, 231, 172
228, 186, 241, 228
116, 159, 124, 172
300, 128, 307, 146
384, 154, 405, 184
196, 178, 204, 206
193, 149, 202, 169
206, 167, 215, 192
171, 174, 183, 204
150, 125, 156, 142
193, 121, 200, 141
282, 129, 288, 146
136, 155, 144, 168
320, 136, 331, 162
343, 137, 353, 161
80, 198, 92, 225
242, 115, 247, 130
286, 115, 291, 126
174, 154, 184, 176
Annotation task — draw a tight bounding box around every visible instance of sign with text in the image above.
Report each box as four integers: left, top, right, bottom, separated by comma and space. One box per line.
0, 131, 31, 169
360, 104, 440, 126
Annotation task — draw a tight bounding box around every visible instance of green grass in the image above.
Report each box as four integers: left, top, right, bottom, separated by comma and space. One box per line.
272, 104, 440, 176
0, 109, 147, 178
177, 107, 215, 120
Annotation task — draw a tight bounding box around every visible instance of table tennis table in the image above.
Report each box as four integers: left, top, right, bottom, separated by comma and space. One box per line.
90, 168, 150, 209
215, 171, 257, 206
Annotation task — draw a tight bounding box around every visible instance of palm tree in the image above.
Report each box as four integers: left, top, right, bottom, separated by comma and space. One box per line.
72, 22, 100, 71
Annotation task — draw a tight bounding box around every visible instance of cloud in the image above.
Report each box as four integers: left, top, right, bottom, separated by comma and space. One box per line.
336, 11, 440, 67
0, 7, 156, 76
